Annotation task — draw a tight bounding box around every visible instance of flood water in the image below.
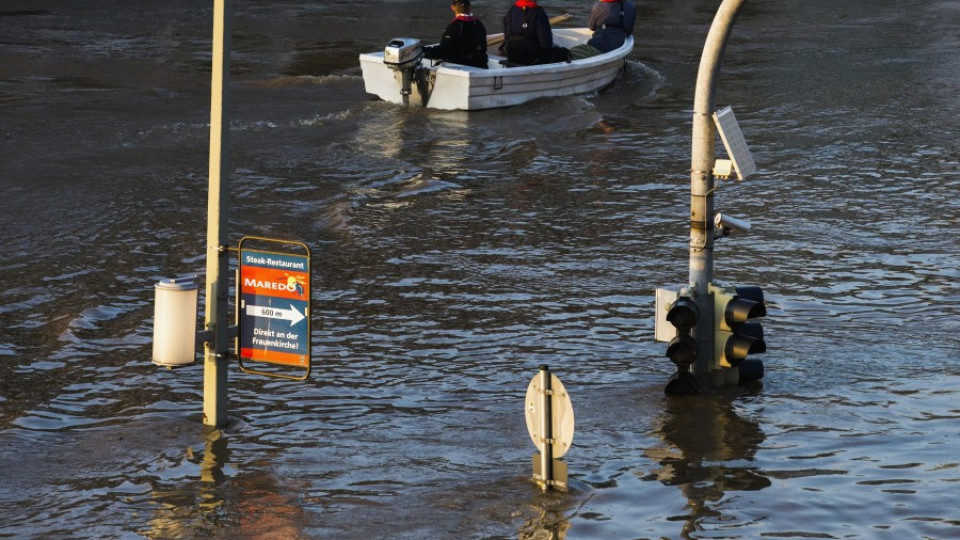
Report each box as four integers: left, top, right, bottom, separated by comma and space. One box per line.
2, 0, 959, 538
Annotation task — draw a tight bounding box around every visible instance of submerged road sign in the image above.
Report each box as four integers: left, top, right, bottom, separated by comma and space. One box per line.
525, 365, 575, 492
237, 238, 311, 376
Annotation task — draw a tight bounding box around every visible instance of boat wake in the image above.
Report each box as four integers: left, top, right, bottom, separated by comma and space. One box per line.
600, 60, 665, 105
238, 73, 362, 89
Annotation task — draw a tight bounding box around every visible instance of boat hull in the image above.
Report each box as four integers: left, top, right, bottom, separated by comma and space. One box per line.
359, 28, 633, 111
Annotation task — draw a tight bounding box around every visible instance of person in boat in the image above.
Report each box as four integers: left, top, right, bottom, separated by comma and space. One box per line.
422, 0, 488, 69
569, 0, 637, 59
501, 0, 571, 65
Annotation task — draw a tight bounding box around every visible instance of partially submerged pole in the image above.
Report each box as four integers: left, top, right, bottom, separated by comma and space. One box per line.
537, 365, 554, 490
203, 0, 232, 428
525, 365, 573, 492
689, 0, 747, 386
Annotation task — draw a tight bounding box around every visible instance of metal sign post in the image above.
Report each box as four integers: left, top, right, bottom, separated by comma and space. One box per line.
153, 1, 316, 424
203, 0, 232, 428
525, 365, 575, 492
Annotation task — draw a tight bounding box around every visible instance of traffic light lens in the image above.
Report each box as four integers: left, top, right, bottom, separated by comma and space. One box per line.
738, 359, 764, 384
724, 298, 765, 326
665, 369, 699, 395
667, 298, 699, 332
666, 334, 698, 368
722, 322, 766, 365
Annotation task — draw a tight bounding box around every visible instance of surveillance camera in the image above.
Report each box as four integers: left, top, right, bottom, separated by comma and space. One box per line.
714, 213, 752, 235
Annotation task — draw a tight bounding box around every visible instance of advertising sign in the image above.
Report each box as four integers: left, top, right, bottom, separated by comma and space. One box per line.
238, 240, 311, 374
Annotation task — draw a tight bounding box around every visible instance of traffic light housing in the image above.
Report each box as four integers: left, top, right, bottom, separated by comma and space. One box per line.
710, 283, 766, 383
664, 289, 700, 394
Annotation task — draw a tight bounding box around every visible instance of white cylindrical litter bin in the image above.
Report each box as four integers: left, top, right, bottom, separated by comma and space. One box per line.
152, 277, 199, 367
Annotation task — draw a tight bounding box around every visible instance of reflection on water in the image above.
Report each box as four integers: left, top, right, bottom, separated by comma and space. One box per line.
648, 393, 770, 537
145, 427, 308, 540
200, 429, 230, 492
518, 504, 572, 540
145, 427, 226, 539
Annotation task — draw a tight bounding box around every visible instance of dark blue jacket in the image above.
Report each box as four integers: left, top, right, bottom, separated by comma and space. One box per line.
587, 0, 637, 53
502, 6, 553, 65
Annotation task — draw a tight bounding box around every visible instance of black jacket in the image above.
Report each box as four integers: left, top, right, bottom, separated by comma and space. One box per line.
423, 16, 488, 69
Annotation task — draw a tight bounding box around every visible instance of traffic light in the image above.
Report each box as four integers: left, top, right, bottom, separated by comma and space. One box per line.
710, 283, 766, 383
664, 289, 700, 394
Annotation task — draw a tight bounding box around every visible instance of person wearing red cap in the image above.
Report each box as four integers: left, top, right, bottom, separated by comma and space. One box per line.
570, 0, 637, 59
500, 0, 569, 65
423, 0, 489, 69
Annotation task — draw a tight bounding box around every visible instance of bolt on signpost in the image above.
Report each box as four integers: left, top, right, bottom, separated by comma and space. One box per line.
655, 0, 768, 393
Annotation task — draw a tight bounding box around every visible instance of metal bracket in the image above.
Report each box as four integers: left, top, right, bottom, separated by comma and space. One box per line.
196, 324, 238, 345
197, 330, 213, 344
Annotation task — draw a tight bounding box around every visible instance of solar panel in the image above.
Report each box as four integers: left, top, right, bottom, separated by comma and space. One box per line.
713, 106, 757, 180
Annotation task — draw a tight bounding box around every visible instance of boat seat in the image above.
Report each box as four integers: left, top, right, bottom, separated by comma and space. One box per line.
487, 55, 528, 69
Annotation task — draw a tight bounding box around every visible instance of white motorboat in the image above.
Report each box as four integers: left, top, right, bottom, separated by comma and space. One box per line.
359, 28, 633, 111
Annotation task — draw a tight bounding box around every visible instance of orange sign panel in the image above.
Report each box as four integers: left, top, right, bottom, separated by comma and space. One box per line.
238, 249, 310, 367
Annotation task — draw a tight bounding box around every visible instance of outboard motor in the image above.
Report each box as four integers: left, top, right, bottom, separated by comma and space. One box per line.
383, 38, 423, 106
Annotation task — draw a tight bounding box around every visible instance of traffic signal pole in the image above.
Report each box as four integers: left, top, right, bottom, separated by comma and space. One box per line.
689, 0, 747, 386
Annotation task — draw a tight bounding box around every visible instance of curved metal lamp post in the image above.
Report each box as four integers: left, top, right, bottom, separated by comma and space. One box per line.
688, 0, 748, 387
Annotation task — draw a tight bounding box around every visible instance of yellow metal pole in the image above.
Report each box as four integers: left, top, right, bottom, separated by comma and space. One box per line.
203, 0, 231, 427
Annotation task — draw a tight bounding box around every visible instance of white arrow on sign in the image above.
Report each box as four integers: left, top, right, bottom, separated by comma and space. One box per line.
245, 303, 306, 326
